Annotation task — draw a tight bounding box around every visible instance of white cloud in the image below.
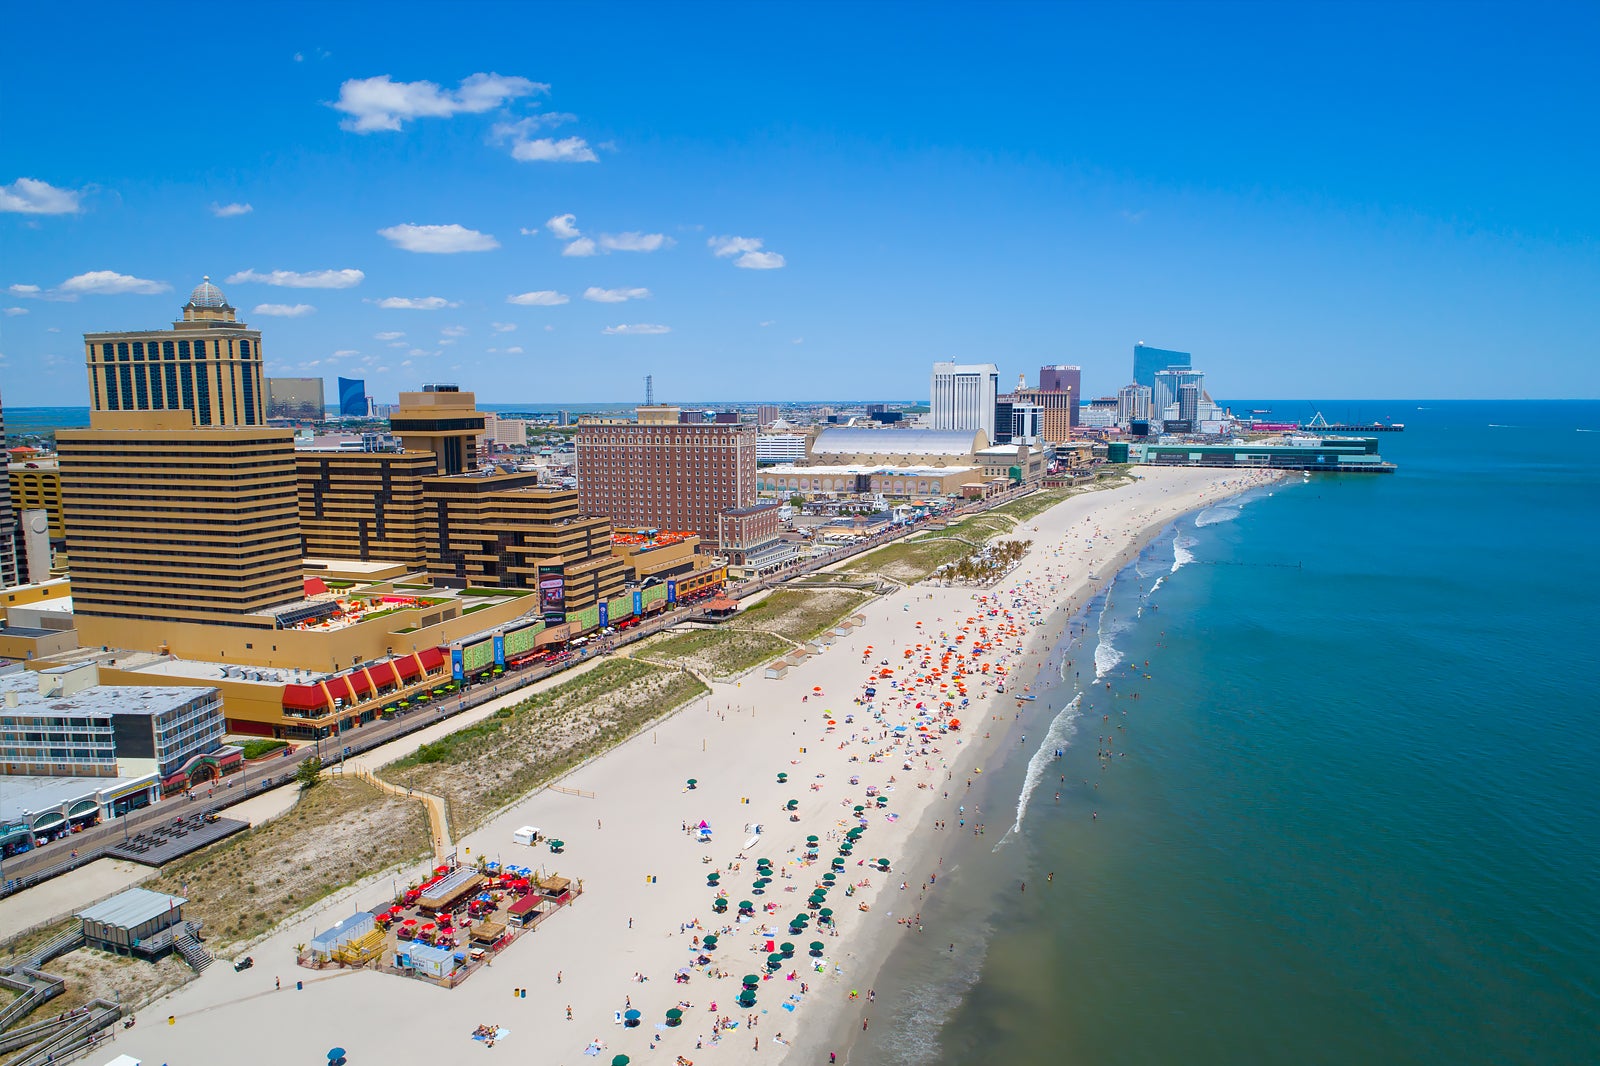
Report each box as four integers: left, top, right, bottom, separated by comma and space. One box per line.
600, 232, 671, 253
253, 303, 316, 317
227, 268, 364, 289
491, 322, 516, 333
331, 349, 359, 358
45, 326, 60, 333
388, 341, 409, 348
378, 223, 498, 254
792, 337, 804, 344
709, 236, 786, 269
562, 237, 597, 257
498, 127, 599, 163
211, 202, 253, 218
519, 227, 539, 236
759, 320, 775, 327
546, 213, 581, 240
441, 325, 468, 337
20, 271, 171, 298
504, 345, 524, 354
736, 250, 786, 269
0, 178, 82, 215
374, 296, 457, 310
601, 323, 670, 335
333, 72, 546, 133
374, 330, 404, 340
708, 235, 764, 258
583, 286, 651, 303
62, 271, 170, 296
507, 290, 569, 306
4, 307, 27, 316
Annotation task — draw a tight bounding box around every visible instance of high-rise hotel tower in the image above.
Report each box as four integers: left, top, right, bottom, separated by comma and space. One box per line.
59, 279, 302, 641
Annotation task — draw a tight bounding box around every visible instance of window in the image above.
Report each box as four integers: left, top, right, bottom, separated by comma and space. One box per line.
178, 340, 190, 360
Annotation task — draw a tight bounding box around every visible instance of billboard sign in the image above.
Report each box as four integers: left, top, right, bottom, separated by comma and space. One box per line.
667, 579, 678, 605
598, 602, 609, 629
633, 590, 643, 617
451, 647, 464, 682
538, 567, 566, 620
493, 634, 505, 667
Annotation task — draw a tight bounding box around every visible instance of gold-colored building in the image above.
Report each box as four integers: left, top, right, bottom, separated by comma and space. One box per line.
58, 414, 303, 635
425, 473, 627, 610
9, 460, 64, 543
84, 278, 266, 428
297, 450, 434, 565
1014, 388, 1075, 444
59, 280, 304, 644
391, 385, 484, 476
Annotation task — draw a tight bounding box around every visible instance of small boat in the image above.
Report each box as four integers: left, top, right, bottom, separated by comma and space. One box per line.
1016, 694, 1037, 702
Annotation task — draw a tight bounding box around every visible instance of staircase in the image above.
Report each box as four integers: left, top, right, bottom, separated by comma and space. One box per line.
24, 928, 83, 970
173, 926, 212, 973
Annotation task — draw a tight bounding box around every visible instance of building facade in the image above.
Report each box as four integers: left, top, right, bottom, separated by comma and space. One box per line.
424, 475, 628, 608
574, 407, 758, 546
930, 362, 1000, 439
84, 279, 266, 428
1037, 365, 1081, 427
296, 450, 435, 564
1117, 383, 1152, 424
391, 386, 484, 476
1013, 388, 1074, 442
0, 389, 15, 588
337, 377, 368, 418
266, 377, 326, 421
1153, 368, 1206, 422
715, 502, 796, 573
0, 663, 225, 779
1133, 344, 1191, 390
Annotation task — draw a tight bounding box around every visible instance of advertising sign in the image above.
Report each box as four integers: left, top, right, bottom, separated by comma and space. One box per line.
598, 602, 609, 629
538, 567, 566, 620
451, 647, 465, 683
667, 579, 678, 605
493, 634, 505, 667
633, 590, 643, 617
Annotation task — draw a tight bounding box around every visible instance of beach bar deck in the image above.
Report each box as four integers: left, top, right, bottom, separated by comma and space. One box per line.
416, 868, 483, 913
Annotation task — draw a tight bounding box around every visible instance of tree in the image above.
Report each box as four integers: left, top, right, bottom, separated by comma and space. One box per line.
297, 755, 323, 791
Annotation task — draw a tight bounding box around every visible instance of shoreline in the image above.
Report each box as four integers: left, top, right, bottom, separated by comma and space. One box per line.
785, 471, 1283, 1065
104, 468, 1278, 1066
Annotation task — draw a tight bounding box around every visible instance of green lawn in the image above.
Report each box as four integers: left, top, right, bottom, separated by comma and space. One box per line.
239, 738, 288, 760
640, 627, 793, 678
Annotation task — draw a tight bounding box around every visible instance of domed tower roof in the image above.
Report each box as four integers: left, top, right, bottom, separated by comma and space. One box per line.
186, 276, 229, 309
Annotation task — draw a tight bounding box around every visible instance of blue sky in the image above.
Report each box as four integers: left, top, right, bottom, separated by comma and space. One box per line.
3, 1, 1596, 406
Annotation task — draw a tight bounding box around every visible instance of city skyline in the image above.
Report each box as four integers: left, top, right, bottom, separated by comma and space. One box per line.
3, 2, 1598, 406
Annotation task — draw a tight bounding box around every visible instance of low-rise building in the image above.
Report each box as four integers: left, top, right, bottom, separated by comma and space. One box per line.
716, 502, 798, 575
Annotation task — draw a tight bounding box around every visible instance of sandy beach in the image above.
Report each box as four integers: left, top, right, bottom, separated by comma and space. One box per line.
103, 467, 1274, 1066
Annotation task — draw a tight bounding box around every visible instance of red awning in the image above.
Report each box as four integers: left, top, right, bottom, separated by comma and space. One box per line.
283, 684, 328, 711
396, 656, 421, 681
304, 577, 329, 597
348, 671, 373, 696
417, 647, 445, 671
369, 661, 399, 687
325, 676, 356, 704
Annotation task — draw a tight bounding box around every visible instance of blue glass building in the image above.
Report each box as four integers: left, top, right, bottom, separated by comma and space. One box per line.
1132, 344, 1191, 390
337, 376, 367, 417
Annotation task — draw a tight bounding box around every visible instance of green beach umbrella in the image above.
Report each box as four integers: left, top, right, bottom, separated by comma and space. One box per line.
805, 835, 819, 843
614, 1056, 631, 1066
738, 991, 756, 1006
702, 935, 718, 948
809, 941, 825, 953
778, 773, 788, 782
743, 974, 760, 987
739, 900, 753, 911
822, 873, 837, 882
786, 800, 799, 810
780, 942, 794, 956
819, 908, 834, 920
666, 1008, 683, 1025
687, 778, 698, 789
853, 805, 866, 814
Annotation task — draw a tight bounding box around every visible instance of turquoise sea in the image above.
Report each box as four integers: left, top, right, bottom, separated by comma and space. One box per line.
841, 400, 1600, 1066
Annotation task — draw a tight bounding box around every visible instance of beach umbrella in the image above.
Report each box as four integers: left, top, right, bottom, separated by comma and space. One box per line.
712, 898, 728, 912
822, 873, 837, 883
809, 940, 825, 955
791, 913, 809, 926
831, 859, 845, 870
687, 778, 698, 789
707, 872, 720, 882
738, 990, 757, 1007
743, 974, 760, 987
838, 844, 853, 855
739, 900, 754, 912
666, 1008, 683, 1026
778, 773, 788, 783
819, 908, 834, 920
780, 942, 795, 956
767, 952, 784, 967
853, 805, 866, 814
623, 1010, 641, 1028
702, 934, 718, 948
786, 799, 799, 810
806, 835, 819, 844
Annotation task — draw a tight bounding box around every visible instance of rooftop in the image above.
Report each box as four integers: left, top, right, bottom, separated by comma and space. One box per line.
78, 887, 188, 929
811, 427, 982, 457
763, 463, 975, 477
1, 772, 159, 824
0, 670, 217, 717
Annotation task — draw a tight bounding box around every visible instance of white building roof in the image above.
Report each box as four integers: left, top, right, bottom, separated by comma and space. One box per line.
812, 428, 980, 457
77, 887, 187, 929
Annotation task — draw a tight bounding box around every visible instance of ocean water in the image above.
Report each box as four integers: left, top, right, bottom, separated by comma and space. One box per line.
845, 400, 1600, 1066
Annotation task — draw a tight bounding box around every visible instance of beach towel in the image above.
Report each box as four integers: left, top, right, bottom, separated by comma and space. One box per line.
782, 1002, 796, 1012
